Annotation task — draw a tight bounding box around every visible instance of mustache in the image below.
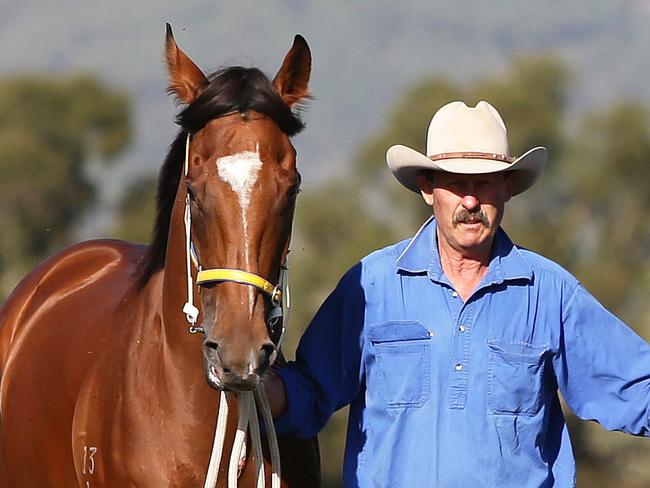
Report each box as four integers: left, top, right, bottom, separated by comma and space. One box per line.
453, 208, 489, 227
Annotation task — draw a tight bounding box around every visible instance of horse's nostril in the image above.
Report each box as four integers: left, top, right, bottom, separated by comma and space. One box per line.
258, 342, 277, 372
204, 339, 219, 352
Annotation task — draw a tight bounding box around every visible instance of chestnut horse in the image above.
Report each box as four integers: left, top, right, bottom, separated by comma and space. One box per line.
0, 25, 319, 487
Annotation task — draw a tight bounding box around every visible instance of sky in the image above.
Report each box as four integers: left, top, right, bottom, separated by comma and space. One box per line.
1, 0, 648, 234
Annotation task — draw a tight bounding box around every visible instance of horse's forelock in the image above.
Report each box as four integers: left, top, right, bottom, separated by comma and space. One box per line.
176, 67, 305, 136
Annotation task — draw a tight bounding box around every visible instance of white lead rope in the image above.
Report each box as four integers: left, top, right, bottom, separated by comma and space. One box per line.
228, 392, 252, 487
203, 389, 281, 488
203, 391, 230, 488
254, 388, 281, 488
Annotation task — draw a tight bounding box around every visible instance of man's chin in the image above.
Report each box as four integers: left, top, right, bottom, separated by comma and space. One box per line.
453, 233, 496, 257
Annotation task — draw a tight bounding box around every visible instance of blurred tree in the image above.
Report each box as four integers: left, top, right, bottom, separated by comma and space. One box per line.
110, 53, 650, 487
285, 57, 650, 487
280, 55, 572, 487
0, 74, 131, 297
287, 183, 397, 487
112, 177, 156, 244
527, 101, 650, 488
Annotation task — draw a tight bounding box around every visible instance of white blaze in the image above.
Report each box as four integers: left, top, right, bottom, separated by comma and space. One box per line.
216, 146, 263, 316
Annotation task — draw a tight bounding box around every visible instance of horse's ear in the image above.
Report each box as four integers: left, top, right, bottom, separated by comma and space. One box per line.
165, 23, 208, 104
273, 35, 312, 108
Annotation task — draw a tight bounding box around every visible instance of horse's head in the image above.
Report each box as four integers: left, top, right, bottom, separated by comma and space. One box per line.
159, 25, 310, 391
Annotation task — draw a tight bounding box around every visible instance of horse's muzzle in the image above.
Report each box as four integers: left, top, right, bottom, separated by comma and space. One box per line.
203, 339, 277, 391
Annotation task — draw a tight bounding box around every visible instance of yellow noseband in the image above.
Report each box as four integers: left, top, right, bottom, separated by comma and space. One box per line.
196, 268, 282, 305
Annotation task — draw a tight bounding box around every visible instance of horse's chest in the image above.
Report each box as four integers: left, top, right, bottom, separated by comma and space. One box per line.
73, 373, 216, 487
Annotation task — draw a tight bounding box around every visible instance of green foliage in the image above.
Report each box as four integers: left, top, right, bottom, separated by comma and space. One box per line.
279, 56, 650, 487
112, 177, 157, 244
0, 74, 131, 296
109, 51, 649, 487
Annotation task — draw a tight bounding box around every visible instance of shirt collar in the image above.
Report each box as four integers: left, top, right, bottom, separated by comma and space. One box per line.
395, 217, 533, 285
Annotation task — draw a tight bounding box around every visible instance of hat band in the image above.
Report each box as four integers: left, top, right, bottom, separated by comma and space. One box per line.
428, 151, 515, 163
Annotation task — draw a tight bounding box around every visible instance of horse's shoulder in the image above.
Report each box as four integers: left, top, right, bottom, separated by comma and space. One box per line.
0, 239, 148, 345
29, 238, 145, 286
51, 238, 146, 266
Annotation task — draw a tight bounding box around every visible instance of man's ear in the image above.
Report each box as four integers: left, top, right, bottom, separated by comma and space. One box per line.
416, 173, 435, 206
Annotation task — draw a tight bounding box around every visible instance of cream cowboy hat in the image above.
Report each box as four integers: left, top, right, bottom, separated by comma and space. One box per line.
386, 100, 547, 196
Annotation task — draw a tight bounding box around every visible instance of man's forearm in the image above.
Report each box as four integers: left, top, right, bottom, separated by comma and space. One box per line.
264, 370, 287, 418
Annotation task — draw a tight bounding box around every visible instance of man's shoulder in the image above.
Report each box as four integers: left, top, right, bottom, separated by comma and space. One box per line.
360, 238, 411, 269
332, 238, 411, 290
514, 245, 580, 288
331, 240, 409, 298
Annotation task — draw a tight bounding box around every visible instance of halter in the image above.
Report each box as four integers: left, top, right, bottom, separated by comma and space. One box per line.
181, 133, 290, 346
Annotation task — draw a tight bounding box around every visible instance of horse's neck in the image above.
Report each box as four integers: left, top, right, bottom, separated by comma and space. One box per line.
123, 271, 219, 424
132, 195, 214, 404
107, 277, 222, 482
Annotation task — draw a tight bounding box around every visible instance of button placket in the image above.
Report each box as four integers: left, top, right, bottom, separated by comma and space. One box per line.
448, 306, 472, 409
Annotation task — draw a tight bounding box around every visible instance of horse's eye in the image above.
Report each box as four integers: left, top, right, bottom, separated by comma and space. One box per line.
288, 183, 301, 199
288, 173, 302, 198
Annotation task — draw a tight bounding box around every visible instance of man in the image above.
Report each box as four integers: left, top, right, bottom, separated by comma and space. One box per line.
266, 101, 650, 487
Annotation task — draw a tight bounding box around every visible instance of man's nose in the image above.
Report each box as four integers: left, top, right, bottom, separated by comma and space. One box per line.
461, 194, 480, 211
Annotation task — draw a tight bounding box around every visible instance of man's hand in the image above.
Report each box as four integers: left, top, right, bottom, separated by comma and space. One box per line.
264, 370, 287, 418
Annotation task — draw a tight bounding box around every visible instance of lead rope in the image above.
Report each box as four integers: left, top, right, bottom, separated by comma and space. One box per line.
181, 134, 283, 488
255, 388, 281, 488
228, 392, 252, 487
203, 390, 229, 488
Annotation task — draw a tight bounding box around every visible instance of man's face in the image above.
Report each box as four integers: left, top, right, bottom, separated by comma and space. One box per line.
417, 171, 513, 257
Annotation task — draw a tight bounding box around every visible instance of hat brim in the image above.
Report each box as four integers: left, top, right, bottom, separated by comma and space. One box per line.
386, 144, 547, 196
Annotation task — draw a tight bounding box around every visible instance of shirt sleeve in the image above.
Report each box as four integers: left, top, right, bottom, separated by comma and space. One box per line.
554, 283, 650, 435
273, 263, 366, 438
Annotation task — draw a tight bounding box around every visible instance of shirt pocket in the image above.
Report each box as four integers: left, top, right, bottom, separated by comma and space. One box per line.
368, 321, 431, 408
487, 340, 548, 416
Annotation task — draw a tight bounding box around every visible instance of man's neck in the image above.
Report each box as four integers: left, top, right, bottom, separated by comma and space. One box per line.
437, 229, 493, 302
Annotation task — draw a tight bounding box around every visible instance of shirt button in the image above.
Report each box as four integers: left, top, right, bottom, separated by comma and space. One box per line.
458, 324, 466, 333
451, 291, 458, 298
455, 363, 464, 371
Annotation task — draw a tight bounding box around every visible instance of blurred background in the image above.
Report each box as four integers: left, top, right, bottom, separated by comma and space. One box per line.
1, 1, 649, 486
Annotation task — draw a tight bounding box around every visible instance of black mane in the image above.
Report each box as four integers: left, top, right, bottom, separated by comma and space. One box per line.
136, 67, 305, 287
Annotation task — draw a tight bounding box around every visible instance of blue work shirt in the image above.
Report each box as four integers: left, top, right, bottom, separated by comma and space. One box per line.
275, 217, 650, 487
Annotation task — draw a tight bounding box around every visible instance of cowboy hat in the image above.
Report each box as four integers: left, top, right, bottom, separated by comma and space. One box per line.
386, 100, 547, 196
